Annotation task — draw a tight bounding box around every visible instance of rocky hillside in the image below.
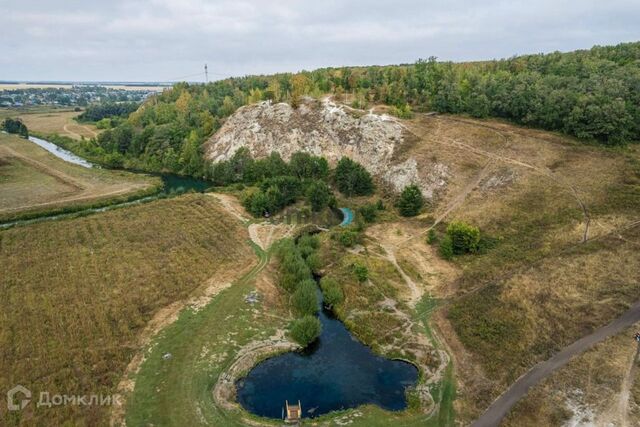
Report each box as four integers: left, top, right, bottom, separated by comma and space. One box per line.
204, 98, 450, 198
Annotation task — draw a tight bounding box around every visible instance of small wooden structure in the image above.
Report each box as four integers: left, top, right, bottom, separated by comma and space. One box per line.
284, 400, 302, 424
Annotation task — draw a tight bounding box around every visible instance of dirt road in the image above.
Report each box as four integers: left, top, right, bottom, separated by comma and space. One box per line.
471, 300, 640, 427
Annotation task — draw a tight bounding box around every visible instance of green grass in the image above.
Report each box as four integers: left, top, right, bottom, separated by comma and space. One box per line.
125, 244, 287, 426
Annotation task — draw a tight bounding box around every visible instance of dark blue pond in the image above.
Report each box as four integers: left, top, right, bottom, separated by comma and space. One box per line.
236, 290, 418, 419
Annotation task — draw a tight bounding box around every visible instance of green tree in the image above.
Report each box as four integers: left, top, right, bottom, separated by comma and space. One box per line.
289, 315, 322, 347
179, 130, 204, 176
397, 184, 424, 217
289, 152, 329, 180
2, 118, 28, 138
292, 279, 319, 316
334, 157, 374, 196
306, 180, 332, 211
320, 277, 344, 308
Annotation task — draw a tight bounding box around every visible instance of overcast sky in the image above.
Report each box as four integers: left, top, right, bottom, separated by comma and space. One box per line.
2, 0, 639, 82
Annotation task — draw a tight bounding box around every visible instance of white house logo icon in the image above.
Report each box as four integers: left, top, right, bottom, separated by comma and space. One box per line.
7, 385, 31, 411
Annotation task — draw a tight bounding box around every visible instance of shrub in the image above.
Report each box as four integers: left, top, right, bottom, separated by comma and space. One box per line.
305, 253, 322, 273
334, 229, 360, 247
358, 203, 378, 223
446, 221, 481, 254
389, 104, 414, 119
242, 189, 270, 217
352, 263, 369, 282
292, 279, 319, 316
320, 277, 344, 308
426, 229, 437, 245
439, 235, 454, 260
290, 315, 322, 347
397, 184, 424, 217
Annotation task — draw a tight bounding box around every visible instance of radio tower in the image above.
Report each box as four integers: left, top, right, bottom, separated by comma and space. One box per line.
204, 64, 209, 83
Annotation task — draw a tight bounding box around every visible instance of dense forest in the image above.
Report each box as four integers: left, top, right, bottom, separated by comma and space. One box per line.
59, 42, 639, 178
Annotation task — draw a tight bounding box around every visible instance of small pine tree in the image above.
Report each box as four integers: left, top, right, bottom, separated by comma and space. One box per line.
397, 184, 424, 217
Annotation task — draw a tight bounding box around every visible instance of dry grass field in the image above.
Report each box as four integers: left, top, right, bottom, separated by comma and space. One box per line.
0, 132, 159, 222
382, 114, 640, 423
18, 110, 99, 140
503, 320, 640, 427
0, 194, 254, 426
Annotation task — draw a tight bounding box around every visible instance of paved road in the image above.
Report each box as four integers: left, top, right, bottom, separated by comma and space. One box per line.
471, 300, 640, 427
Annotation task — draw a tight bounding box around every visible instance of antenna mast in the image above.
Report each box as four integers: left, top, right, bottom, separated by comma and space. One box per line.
204, 64, 209, 83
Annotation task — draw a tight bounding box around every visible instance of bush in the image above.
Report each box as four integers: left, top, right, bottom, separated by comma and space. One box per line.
352, 263, 369, 282
320, 277, 344, 308
334, 157, 374, 196
397, 185, 424, 217
305, 253, 322, 273
426, 229, 437, 245
334, 229, 360, 247
390, 104, 413, 119
439, 235, 454, 260
357, 203, 378, 223
446, 221, 481, 254
292, 279, 319, 316
290, 315, 322, 347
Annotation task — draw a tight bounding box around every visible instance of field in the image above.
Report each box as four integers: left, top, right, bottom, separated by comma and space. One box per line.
503, 320, 640, 426
0, 194, 255, 426
0, 107, 100, 140
383, 113, 640, 423
19, 110, 99, 140
0, 132, 159, 222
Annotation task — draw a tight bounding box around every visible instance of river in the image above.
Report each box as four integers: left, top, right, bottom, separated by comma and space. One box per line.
1, 136, 210, 228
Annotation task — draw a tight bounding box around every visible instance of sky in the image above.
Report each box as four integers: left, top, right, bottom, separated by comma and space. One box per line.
2, 0, 639, 82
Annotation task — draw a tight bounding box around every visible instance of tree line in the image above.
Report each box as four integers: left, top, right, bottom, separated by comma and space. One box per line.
207, 148, 374, 217
61, 42, 638, 179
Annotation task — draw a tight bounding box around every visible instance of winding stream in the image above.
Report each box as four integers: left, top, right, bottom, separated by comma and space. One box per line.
1, 136, 210, 228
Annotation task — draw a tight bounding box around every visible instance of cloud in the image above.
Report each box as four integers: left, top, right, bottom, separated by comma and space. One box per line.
0, 0, 638, 81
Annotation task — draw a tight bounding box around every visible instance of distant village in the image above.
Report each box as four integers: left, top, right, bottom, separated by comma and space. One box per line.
0, 85, 161, 107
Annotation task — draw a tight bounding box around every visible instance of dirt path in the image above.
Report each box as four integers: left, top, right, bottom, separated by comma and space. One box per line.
617, 343, 639, 427
406, 115, 592, 243
470, 300, 640, 427
379, 243, 422, 306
